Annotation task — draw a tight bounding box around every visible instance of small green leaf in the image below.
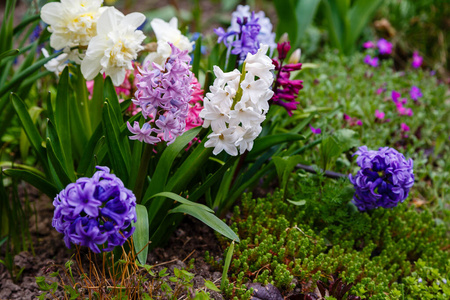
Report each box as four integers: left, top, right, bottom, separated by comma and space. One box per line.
170, 204, 239, 242
287, 199, 306, 206
204, 279, 220, 292
146, 192, 214, 213
3, 168, 58, 199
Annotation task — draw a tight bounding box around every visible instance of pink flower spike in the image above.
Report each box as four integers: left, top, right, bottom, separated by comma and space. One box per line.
375, 110, 385, 120
412, 51, 423, 68
343, 114, 351, 120
309, 124, 321, 134
356, 120, 363, 126
363, 41, 375, 49
401, 123, 410, 132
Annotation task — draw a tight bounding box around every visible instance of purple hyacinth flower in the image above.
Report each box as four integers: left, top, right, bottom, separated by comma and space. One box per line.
377, 38, 392, 55
53, 166, 137, 253
349, 146, 414, 211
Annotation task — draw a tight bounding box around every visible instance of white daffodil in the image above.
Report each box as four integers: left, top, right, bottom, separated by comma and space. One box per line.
144, 17, 193, 67
42, 48, 69, 76
40, 0, 105, 51
81, 7, 146, 86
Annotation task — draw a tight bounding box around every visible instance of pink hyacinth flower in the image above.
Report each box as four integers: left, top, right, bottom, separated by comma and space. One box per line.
375, 110, 385, 120
412, 51, 423, 68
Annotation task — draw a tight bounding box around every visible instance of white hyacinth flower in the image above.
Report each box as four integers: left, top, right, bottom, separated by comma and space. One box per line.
40, 0, 105, 51
200, 45, 274, 156
144, 17, 194, 67
81, 7, 146, 86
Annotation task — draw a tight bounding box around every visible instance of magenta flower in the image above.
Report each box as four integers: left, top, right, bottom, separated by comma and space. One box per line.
363, 41, 375, 49
344, 114, 363, 127
396, 103, 413, 116
401, 123, 410, 132
375, 110, 385, 120
391, 90, 401, 103
376, 87, 386, 95
412, 51, 423, 68
364, 55, 379, 67
410, 86, 423, 101
309, 124, 321, 134
377, 39, 392, 55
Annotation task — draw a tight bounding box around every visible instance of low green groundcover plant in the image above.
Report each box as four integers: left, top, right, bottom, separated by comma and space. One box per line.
212, 175, 449, 299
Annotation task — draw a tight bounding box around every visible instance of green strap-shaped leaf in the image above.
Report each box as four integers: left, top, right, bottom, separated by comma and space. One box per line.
10, 93, 48, 173
102, 101, 130, 184
103, 76, 122, 123
295, 0, 321, 46
0, 49, 19, 62
170, 204, 239, 242
273, 0, 298, 45
3, 169, 58, 199
19, 106, 43, 161
133, 204, 149, 265
54, 67, 74, 177
192, 35, 202, 78
248, 133, 305, 160
147, 192, 214, 213
221, 241, 235, 290
46, 138, 73, 188
142, 127, 202, 205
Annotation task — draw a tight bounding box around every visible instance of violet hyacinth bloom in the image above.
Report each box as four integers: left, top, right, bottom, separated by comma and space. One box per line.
129, 43, 193, 145
214, 5, 276, 61
377, 38, 392, 55
53, 166, 137, 253
271, 41, 303, 115
349, 146, 414, 211
412, 51, 423, 68
410, 86, 423, 101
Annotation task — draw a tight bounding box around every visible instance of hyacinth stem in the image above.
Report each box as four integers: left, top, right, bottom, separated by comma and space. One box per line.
134, 143, 154, 203
295, 163, 346, 179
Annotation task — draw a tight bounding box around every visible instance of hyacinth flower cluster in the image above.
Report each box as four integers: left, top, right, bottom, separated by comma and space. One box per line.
215, 5, 276, 61
349, 146, 414, 211
127, 43, 194, 145
40, 1, 146, 86
52, 166, 137, 253
200, 45, 274, 156
271, 41, 303, 116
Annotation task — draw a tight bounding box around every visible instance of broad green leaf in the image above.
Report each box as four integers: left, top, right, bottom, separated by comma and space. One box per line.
295, 0, 321, 46
54, 67, 74, 177
103, 76, 122, 123
19, 106, 43, 161
3, 169, 58, 199
13, 14, 40, 36
273, 0, 298, 45
133, 204, 149, 265
142, 127, 202, 205
221, 241, 235, 290
102, 101, 130, 184
89, 74, 104, 130
46, 138, 72, 188
248, 133, 305, 160
10, 94, 47, 172
170, 204, 239, 242
147, 192, 214, 213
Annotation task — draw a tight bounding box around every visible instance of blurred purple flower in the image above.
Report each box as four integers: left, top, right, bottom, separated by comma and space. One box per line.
349, 146, 414, 211
53, 166, 137, 253
377, 38, 392, 55
375, 110, 385, 120
363, 41, 375, 49
391, 90, 401, 103
401, 123, 410, 132
309, 124, 321, 134
364, 55, 379, 67
412, 51, 423, 68
410, 86, 423, 101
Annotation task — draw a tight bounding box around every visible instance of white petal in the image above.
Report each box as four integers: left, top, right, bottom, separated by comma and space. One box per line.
122, 12, 146, 29
97, 7, 123, 36
50, 33, 71, 51
40, 3, 65, 25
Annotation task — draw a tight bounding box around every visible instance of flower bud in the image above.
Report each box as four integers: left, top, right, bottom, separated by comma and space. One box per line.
288, 48, 301, 64
278, 33, 289, 44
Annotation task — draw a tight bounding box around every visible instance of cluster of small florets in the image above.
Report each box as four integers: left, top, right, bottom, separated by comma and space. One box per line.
128, 43, 194, 145
200, 45, 274, 156
52, 166, 137, 253
214, 5, 276, 61
349, 146, 414, 211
